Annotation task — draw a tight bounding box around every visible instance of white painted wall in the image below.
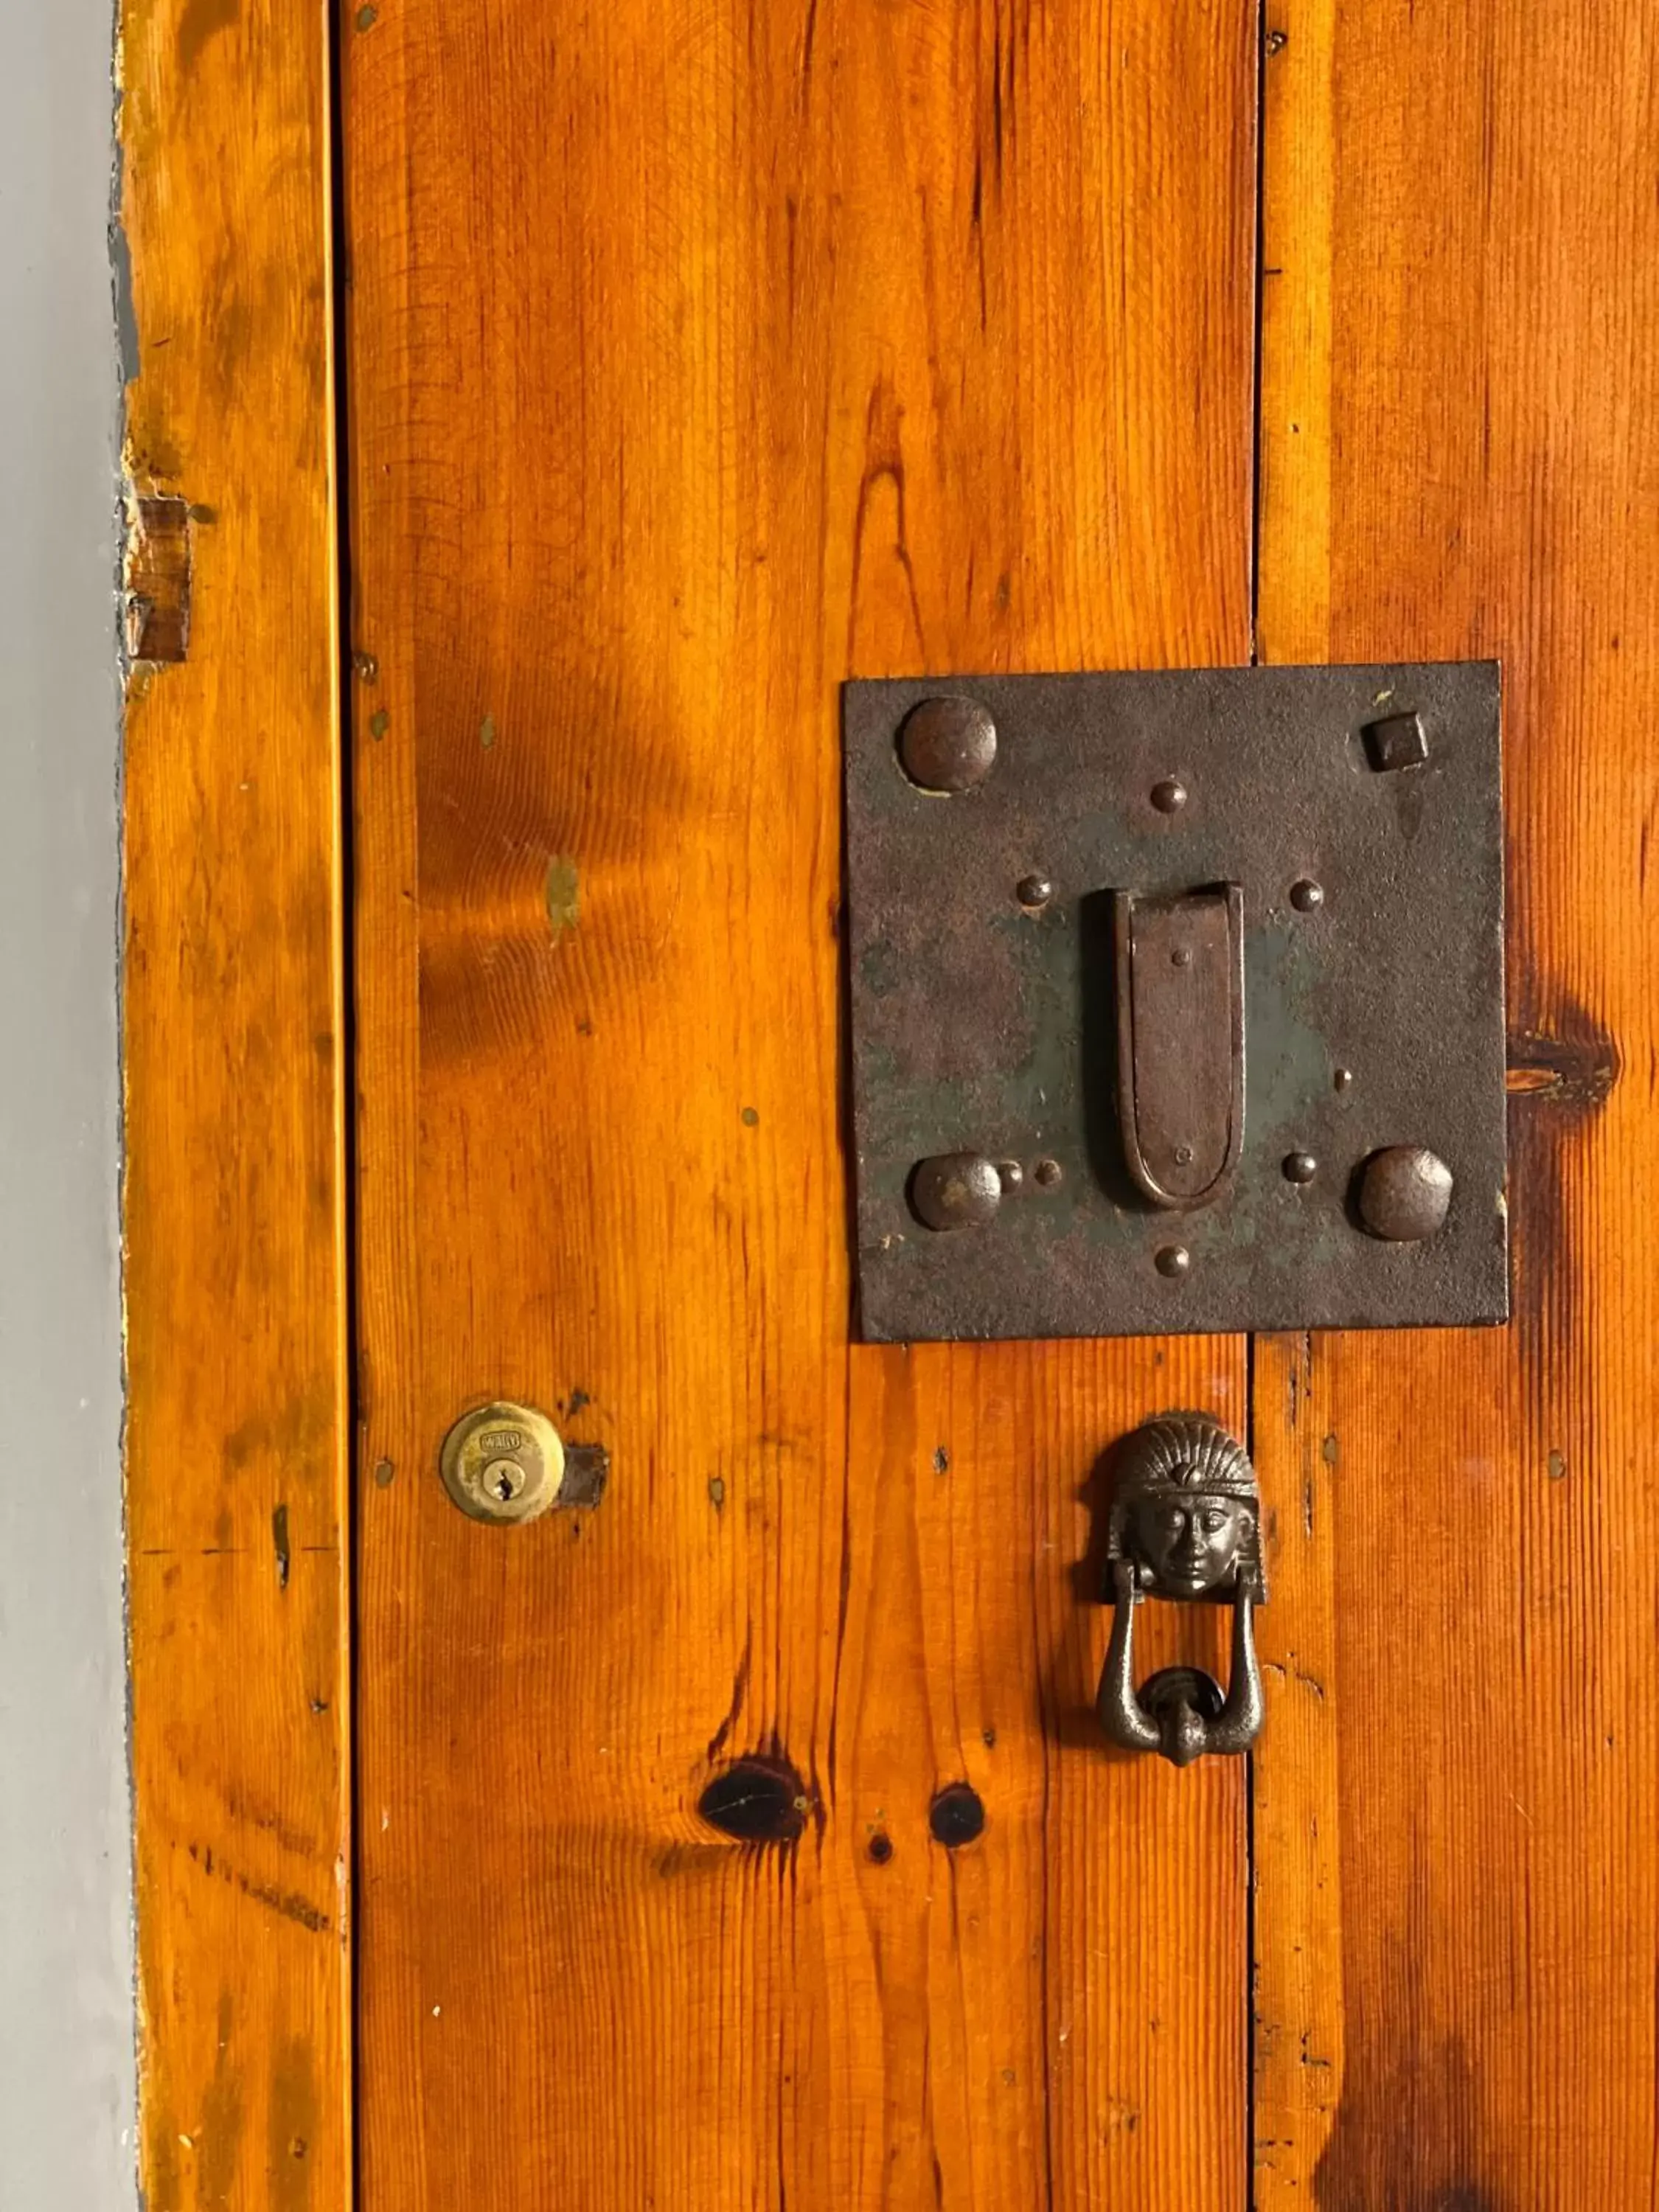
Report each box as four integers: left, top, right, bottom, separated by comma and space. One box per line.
0, 0, 136, 2201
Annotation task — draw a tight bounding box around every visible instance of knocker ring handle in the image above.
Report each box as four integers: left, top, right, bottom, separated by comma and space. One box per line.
1094, 1414, 1267, 1768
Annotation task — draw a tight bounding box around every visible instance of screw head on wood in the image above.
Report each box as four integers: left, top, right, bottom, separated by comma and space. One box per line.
897, 698, 998, 793
929, 1782, 987, 1848
910, 1152, 1003, 1231
1356, 1146, 1453, 1241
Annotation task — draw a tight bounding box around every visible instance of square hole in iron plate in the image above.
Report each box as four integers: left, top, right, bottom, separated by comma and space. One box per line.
843, 661, 1507, 1341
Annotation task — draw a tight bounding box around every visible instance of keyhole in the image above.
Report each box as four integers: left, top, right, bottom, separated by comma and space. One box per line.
483, 1456, 524, 1504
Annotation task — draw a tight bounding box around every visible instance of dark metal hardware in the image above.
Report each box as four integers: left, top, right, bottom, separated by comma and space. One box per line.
843, 661, 1507, 1339
910, 1151, 1004, 1231
1363, 709, 1430, 771
1356, 1144, 1454, 1240
1114, 884, 1245, 1210
897, 696, 997, 793
1095, 1414, 1265, 1767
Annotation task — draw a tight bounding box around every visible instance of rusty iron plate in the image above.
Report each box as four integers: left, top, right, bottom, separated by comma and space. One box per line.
844, 664, 1507, 1340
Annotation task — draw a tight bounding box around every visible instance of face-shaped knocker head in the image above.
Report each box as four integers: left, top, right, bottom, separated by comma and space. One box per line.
1107, 1415, 1266, 1604
1097, 1415, 1267, 1766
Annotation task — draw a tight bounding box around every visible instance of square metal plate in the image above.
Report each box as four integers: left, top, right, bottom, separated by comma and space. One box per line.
844, 664, 1507, 1340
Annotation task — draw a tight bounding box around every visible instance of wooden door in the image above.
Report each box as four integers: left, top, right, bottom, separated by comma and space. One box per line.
338, 2, 1659, 2207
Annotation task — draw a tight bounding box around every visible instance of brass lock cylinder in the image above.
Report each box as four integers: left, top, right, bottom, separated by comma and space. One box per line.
439, 1402, 566, 1525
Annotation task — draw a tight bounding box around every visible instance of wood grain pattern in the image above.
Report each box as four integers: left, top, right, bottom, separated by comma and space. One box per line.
1253, 1, 1659, 2200
342, 2, 1256, 2204
120, 0, 349, 2205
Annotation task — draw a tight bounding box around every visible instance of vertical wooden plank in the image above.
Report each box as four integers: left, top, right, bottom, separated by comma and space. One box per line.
1254, 1, 1659, 2200
344, 2, 1256, 2206
839, 1338, 1251, 2205
120, 0, 349, 2204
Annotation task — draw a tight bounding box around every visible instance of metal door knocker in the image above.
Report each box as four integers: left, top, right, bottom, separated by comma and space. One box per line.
1096, 1414, 1266, 1767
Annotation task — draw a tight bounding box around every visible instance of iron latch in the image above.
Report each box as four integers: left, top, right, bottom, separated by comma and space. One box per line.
1115, 884, 1245, 1211
843, 663, 1507, 1339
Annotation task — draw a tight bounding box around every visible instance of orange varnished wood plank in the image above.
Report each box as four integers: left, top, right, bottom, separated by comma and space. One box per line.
1254, 1, 1659, 2200
839, 1340, 1251, 2203
120, 0, 349, 2205
344, 3, 1256, 2205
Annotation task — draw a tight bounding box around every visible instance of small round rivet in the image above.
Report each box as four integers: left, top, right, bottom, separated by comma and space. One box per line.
911, 1152, 1002, 1231
1032, 1156, 1063, 1189
897, 697, 997, 793
1357, 1146, 1453, 1241
995, 1159, 1024, 1193
1171, 947, 1193, 967
1150, 776, 1189, 815
1290, 878, 1325, 913
440, 1400, 566, 1526
1015, 874, 1053, 910
1154, 1244, 1192, 1279
1175, 1144, 1194, 1166
1283, 1151, 1318, 1184
1333, 1066, 1355, 1093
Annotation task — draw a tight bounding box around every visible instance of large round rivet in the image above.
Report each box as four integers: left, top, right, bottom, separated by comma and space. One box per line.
897, 697, 998, 793
1356, 1146, 1453, 1241
439, 1399, 566, 1524
1283, 1151, 1318, 1184
1154, 1244, 1192, 1279
910, 1152, 1002, 1231
1150, 776, 1189, 815
1290, 877, 1325, 913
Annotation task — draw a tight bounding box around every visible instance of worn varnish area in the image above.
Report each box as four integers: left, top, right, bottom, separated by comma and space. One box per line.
1253, 0, 1659, 2202
344, 2, 1253, 2205
121, 0, 348, 2205
124, 493, 194, 664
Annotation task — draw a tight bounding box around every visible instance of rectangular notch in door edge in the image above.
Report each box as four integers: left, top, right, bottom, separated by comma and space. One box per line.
843, 662, 1507, 1340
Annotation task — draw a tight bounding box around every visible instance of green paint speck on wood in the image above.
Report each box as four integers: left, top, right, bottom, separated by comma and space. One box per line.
546, 856, 580, 945
480, 713, 496, 749
356, 4, 379, 29
369, 709, 389, 741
